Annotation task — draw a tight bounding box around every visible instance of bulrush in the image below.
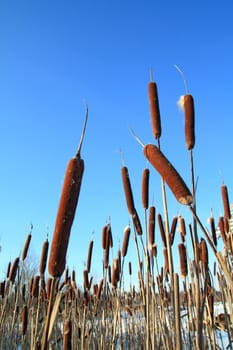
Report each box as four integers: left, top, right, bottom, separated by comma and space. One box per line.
158, 213, 166, 247
142, 168, 150, 210
132, 209, 143, 235
179, 216, 186, 243
221, 183, 231, 220
63, 319, 72, 350
39, 238, 49, 277
86, 240, 94, 273
148, 75, 161, 139
21, 233, 32, 261
143, 144, 193, 205
122, 225, 131, 257
48, 107, 88, 278
208, 216, 217, 246
169, 216, 178, 246
21, 304, 28, 336
9, 257, 19, 283
121, 166, 136, 215
199, 238, 209, 271
178, 243, 188, 278
149, 206, 155, 247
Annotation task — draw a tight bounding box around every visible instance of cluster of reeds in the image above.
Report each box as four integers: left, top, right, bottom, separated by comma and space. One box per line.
0, 73, 233, 349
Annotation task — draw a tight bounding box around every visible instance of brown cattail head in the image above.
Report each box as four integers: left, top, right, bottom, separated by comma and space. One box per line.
121, 166, 136, 215
144, 144, 193, 205
83, 269, 89, 290
112, 258, 120, 288
142, 168, 150, 209
21, 304, 28, 336
149, 206, 156, 247
0, 280, 6, 299
218, 216, 227, 245
39, 238, 49, 277
221, 184, 231, 220
178, 243, 188, 277
179, 216, 186, 242
158, 213, 166, 247
102, 225, 108, 249
132, 210, 143, 235
199, 238, 209, 271
151, 243, 157, 257
122, 225, 131, 257
48, 156, 84, 278
107, 223, 113, 248
208, 216, 217, 246
86, 240, 94, 273
128, 261, 132, 276
184, 94, 195, 150
96, 278, 104, 300
6, 262, 11, 278
163, 247, 169, 277
148, 81, 161, 139
169, 216, 178, 246
9, 257, 19, 283
63, 319, 72, 350
32, 275, 40, 298
21, 234, 32, 261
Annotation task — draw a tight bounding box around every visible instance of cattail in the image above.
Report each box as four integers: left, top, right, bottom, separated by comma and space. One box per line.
144, 144, 193, 205
121, 166, 136, 215
179, 216, 186, 242
83, 269, 89, 290
48, 108, 88, 278
86, 240, 93, 273
128, 261, 132, 276
178, 243, 188, 277
63, 319, 72, 350
21, 305, 28, 336
163, 247, 169, 277
132, 210, 143, 235
108, 265, 111, 283
184, 94, 195, 150
218, 216, 227, 245
6, 261, 11, 278
221, 184, 231, 220
151, 243, 157, 257
32, 275, 40, 298
170, 216, 178, 246
96, 278, 104, 300
21, 233, 32, 261
40, 238, 49, 276
46, 278, 52, 300
209, 216, 217, 246
107, 223, 113, 248
199, 238, 208, 271
148, 80, 161, 139
122, 225, 131, 257
9, 257, 19, 283
71, 269, 76, 283
112, 258, 120, 288
142, 168, 150, 209
149, 206, 155, 246
102, 225, 108, 249
158, 213, 166, 247
0, 280, 5, 298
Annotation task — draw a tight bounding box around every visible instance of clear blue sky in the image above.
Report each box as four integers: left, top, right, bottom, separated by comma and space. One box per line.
0, 1, 232, 286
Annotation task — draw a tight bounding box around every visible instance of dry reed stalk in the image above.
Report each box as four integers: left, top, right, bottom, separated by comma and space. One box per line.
63, 319, 72, 350
158, 213, 166, 247
142, 168, 150, 209
208, 216, 217, 246
9, 257, 19, 283
169, 216, 178, 246
122, 225, 131, 257
148, 80, 161, 139
221, 184, 231, 220
121, 166, 136, 215
40, 238, 49, 277
144, 144, 193, 205
21, 233, 32, 261
178, 243, 188, 277
86, 240, 93, 273
149, 206, 155, 247
48, 107, 88, 278
21, 304, 28, 336
199, 238, 208, 271
132, 210, 143, 235
174, 273, 182, 350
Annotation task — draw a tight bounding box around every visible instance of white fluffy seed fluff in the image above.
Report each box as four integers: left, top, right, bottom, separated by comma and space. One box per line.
177, 95, 185, 111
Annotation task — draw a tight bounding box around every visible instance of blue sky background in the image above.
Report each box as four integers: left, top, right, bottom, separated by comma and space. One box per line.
0, 1, 232, 287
